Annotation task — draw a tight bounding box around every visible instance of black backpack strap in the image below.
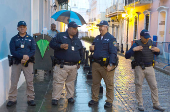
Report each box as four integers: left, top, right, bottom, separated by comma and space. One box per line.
147, 39, 153, 46
135, 40, 141, 46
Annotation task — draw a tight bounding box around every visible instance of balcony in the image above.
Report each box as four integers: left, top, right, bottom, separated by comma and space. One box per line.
125, 0, 152, 6
57, 0, 68, 5
106, 3, 125, 17
88, 18, 94, 24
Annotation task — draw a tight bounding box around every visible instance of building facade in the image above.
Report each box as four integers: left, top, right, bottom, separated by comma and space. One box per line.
106, 0, 170, 52
87, 0, 112, 37
0, 0, 69, 106
68, 0, 89, 38
106, 0, 125, 52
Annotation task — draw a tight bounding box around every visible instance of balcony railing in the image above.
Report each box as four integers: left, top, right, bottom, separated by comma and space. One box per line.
57, 0, 68, 5
106, 3, 124, 15
125, 0, 152, 6
94, 18, 96, 21
88, 18, 95, 23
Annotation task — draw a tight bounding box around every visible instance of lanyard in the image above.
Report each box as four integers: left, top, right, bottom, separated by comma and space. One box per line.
19, 37, 26, 45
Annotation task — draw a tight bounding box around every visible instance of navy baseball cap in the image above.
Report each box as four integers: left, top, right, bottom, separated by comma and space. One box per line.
97, 20, 109, 26
68, 21, 80, 28
140, 29, 151, 39
17, 21, 27, 27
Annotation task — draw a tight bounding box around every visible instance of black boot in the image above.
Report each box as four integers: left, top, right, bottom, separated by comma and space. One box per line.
153, 105, 165, 111
88, 100, 98, 105
138, 105, 144, 111
104, 102, 112, 108
52, 99, 58, 105
68, 98, 75, 103
27, 100, 36, 106
6, 101, 17, 107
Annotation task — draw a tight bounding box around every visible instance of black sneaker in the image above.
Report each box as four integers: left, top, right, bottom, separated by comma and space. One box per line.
104, 102, 112, 108
153, 105, 165, 111
6, 101, 17, 107
27, 100, 36, 106
52, 99, 58, 105
68, 98, 75, 103
88, 100, 98, 105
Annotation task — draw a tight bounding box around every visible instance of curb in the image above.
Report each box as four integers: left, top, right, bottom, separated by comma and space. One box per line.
117, 52, 170, 75
153, 66, 170, 75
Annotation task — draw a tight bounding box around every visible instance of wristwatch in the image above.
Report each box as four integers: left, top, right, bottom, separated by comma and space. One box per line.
109, 63, 113, 67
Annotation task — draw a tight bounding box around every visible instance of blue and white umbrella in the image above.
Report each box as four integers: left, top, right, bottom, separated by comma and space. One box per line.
51, 10, 86, 25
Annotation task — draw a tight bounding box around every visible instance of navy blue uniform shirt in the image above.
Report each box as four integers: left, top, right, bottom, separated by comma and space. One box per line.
49, 31, 83, 63
92, 32, 117, 64
10, 33, 36, 59
125, 41, 160, 59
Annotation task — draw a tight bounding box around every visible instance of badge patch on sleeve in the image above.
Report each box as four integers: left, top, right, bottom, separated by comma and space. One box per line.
113, 41, 117, 46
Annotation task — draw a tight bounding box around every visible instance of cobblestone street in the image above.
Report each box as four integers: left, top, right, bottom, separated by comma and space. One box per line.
0, 54, 170, 112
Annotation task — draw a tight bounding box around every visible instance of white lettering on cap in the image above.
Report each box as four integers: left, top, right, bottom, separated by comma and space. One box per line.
144, 32, 149, 34
101, 21, 103, 23
63, 36, 67, 38
104, 39, 109, 41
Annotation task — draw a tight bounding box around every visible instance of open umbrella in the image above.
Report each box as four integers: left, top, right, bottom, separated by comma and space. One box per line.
51, 10, 86, 25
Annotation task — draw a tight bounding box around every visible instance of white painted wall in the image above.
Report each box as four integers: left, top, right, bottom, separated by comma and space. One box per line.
0, 58, 25, 106
0, 0, 56, 107
32, 0, 40, 35
0, 0, 31, 106
0, 0, 31, 60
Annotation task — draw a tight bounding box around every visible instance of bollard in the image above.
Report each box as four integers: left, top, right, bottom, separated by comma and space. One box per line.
99, 84, 103, 93
83, 50, 90, 71
87, 56, 92, 79
117, 43, 120, 51
126, 43, 128, 52
121, 44, 124, 53
81, 47, 86, 64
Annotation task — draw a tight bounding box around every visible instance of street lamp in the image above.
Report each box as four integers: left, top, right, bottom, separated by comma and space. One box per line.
67, 4, 71, 10
53, 3, 57, 11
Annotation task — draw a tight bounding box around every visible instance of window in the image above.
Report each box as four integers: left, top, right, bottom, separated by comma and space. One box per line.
145, 14, 149, 30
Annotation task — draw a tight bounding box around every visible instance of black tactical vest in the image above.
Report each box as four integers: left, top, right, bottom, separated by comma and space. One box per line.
134, 39, 154, 63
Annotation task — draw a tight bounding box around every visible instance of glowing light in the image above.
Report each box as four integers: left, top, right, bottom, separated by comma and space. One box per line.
122, 14, 127, 18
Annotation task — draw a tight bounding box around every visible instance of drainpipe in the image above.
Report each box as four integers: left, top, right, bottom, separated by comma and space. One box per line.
126, 17, 129, 52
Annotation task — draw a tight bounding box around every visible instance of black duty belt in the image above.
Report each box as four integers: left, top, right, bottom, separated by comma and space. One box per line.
136, 64, 152, 67
94, 59, 102, 63
144, 64, 152, 67
63, 62, 77, 66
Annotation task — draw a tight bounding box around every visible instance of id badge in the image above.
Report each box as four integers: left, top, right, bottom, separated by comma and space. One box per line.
72, 46, 74, 51
149, 46, 152, 49
21, 44, 24, 48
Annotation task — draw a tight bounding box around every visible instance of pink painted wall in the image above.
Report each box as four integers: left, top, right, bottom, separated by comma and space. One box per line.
150, 0, 170, 42
127, 0, 170, 44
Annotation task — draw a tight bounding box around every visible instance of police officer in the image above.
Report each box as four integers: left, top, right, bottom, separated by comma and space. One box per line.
125, 29, 165, 111
88, 20, 117, 108
7, 21, 36, 107
49, 21, 83, 105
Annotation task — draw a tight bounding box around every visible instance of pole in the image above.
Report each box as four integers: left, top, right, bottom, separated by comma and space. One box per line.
83, 50, 90, 71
